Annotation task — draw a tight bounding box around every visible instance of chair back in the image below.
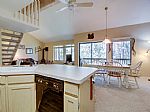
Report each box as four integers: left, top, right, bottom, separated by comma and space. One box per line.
82, 60, 105, 69
130, 61, 143, 76
96, 60, 105, 68
107, 60, 124, 76
108, 60, 122, 66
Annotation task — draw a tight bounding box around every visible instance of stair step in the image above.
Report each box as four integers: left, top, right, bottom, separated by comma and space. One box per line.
2, 38, 20, 43
2, 61, 12, 63
2, 58, 13, 60
2, 44, 17, 47
2, 53, 13, 56
2, 49, 16, 52
1, 32, 22, 39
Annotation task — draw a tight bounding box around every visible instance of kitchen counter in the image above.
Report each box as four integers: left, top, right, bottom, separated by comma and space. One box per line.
0, 64, 97, 84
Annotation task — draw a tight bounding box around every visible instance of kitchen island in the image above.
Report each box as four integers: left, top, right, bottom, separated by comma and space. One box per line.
0, 64, 97, 112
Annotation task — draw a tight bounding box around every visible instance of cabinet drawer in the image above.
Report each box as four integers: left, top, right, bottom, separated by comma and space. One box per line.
64, 94, 79, 112
65, 82, 78, 97
0, 76, 6, 84
7, 75, 35, 84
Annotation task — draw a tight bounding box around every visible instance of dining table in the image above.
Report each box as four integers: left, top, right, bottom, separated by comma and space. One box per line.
83, 63, 131, 88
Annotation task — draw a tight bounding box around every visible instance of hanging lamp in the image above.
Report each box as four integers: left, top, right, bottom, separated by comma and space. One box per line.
103, 7, 111, 43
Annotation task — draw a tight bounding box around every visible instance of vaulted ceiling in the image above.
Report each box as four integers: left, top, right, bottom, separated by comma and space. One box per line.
30, 0, 150, 42
1, 0, 150, 42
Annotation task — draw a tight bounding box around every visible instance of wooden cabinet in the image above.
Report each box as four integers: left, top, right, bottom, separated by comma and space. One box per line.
0, 75, 36, 112
64, 95, 79, 112
8, 83, 36, 112
64, 78, 94, 112
0, 85, 6, 112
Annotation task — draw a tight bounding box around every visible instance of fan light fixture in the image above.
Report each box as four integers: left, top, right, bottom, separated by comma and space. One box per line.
103, 7, 111, 44
57, 0, 93, 12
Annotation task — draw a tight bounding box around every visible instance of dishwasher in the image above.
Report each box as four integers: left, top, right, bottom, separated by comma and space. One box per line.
35, 75, 64, 112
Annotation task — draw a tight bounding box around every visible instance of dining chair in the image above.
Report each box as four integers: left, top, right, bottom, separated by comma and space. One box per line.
107, 61, 124, 87
82, 61, 107, 83
94, 60, 108, 83
127, 61, 143, 88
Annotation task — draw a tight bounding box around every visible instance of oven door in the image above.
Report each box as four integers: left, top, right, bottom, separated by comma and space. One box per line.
38, 88, 64, 112
36, 82, 44, 111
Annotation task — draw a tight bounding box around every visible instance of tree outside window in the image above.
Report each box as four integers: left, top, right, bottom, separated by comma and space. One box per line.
112, 40, 131, 65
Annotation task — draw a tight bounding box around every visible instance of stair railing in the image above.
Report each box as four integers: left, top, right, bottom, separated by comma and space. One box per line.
13, 0, 40, 27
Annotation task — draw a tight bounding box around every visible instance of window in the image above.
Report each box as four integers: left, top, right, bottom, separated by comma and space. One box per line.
112, 40, 131, 65
65, 44, 75, 61
53, 44, 75, 61
79, 42, 106, 65
53, 46, 64, 61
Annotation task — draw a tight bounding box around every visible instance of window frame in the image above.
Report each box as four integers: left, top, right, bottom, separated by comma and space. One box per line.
111, 39, 132, 65
53, 44, 75, 62
65, 44, 75, 62
53, 45, 64, 61
79, 41, 107, 66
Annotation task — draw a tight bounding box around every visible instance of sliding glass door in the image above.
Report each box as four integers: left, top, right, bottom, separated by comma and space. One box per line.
79, 42, 106, 66
112, 40, 131, 65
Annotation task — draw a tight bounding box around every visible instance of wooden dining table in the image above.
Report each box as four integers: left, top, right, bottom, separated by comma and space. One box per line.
83, 64, 131, 88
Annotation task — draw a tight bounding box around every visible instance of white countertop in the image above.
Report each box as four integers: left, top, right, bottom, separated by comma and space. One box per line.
0, 64, 97, 84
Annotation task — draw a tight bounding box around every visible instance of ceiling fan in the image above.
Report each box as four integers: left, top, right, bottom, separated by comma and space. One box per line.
56, 0, 94, 12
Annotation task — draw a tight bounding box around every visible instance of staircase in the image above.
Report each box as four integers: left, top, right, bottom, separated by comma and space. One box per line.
1, 29, 23, 65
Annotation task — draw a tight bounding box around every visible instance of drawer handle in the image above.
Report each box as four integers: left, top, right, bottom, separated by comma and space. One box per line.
68, 100, 74, 104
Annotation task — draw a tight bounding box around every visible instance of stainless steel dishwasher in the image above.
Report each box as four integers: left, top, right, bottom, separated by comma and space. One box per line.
35, 75, 64, 112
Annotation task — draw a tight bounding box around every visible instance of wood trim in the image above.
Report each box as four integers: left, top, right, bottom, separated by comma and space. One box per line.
1, 38, 20, 43
2, 54, 13, 56
2, 49, 16, 52
90, 76, 93, 100
2, 44, 17, 47
1, 32, 22, 38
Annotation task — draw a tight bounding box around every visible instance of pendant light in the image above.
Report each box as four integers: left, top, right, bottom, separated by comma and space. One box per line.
103, 7, 111, 43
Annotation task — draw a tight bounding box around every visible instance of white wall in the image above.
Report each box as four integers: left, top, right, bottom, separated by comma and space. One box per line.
14, 33, 43, 61
132, 39, 150, 76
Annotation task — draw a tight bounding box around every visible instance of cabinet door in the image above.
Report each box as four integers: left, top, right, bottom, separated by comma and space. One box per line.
0, 85, 6, 112
8, 83, 36, 112
64, 95, 79, 112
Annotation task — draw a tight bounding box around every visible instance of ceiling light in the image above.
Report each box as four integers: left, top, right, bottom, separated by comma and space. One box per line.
103, 38, 111, 43
103, 7, 111, 44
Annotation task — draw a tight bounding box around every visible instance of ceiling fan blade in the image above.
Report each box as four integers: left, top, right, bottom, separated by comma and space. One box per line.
56, 7, 68, 12
75, 2, 93, 7
58, 0, 68, 4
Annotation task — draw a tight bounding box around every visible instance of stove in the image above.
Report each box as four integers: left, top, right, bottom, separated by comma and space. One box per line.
35, 75, 64, 112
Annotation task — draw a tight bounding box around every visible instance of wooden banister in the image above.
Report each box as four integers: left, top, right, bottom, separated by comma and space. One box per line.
13, 0, 40, 27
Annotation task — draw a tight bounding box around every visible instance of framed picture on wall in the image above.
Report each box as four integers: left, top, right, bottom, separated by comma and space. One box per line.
26, 48, 33, 54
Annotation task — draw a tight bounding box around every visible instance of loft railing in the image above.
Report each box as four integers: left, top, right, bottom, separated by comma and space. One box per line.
13, 0, 40, 27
